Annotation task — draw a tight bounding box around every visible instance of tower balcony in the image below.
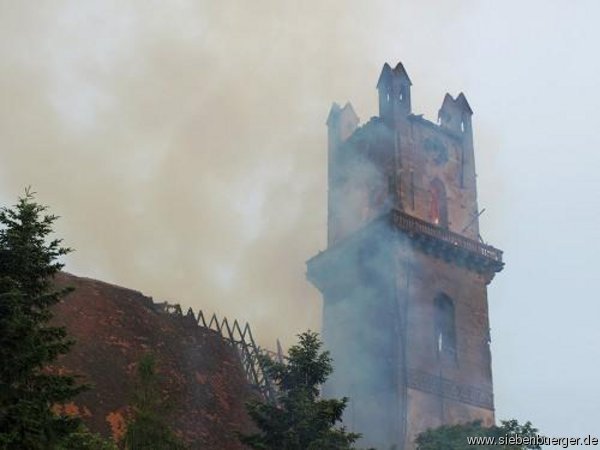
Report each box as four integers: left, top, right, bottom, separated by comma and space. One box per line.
390, 209, 504, 273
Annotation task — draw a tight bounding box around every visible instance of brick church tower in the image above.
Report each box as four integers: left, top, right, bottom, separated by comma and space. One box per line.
306, 62, 504, 449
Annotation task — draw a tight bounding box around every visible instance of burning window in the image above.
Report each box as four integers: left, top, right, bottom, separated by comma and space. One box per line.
434, 293, 456, 358
429, 178, 448, 228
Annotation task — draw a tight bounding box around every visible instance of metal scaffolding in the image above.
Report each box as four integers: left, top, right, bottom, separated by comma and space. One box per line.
156, 302, 278, 404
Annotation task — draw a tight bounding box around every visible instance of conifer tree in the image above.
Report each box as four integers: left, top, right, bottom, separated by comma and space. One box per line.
0, 189, 86, 448
121, 353, 187, 450
240, 331, 361, 450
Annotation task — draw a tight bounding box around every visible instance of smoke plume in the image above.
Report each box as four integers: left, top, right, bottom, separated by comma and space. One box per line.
0, 1, 467, 347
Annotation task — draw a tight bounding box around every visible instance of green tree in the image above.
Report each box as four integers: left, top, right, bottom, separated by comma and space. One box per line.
0, 189, 87, 449
240, 331, 361, 450
121, 353, 187, 450
55, 424, 118, 450
415, 419, 540, 450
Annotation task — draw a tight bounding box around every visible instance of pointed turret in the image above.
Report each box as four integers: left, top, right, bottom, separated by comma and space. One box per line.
438, 92, 475, 190
456, 92, 473, 115
392, 62, 412, 86
377, 61, 412, 124
326, 102, 342, 127
326, 102, 359, 246
327, 102, 359, 146
438, 92, 472, 135
376, 63, 393, 89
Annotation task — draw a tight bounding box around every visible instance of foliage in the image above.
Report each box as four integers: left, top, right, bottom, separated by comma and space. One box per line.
55, 424, 118, 450
0, 189, 87, 449
121, 353, 187, 450
415, 419, 540, 450
240, 331, 362, 450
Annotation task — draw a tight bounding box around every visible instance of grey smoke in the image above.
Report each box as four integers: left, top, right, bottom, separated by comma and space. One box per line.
0, 1, 466, 348
1, 1, 600, 445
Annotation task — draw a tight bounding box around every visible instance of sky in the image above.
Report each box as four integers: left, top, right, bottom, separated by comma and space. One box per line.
1, 0, 599, 442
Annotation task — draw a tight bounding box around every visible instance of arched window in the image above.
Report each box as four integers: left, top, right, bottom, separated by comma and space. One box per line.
429, 179, 448, 228
434, 293, 456, 357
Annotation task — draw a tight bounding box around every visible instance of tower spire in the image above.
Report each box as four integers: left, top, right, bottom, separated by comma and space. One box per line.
377, 61, 412, 124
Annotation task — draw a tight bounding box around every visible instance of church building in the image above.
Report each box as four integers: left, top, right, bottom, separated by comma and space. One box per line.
307, 62, 504, 449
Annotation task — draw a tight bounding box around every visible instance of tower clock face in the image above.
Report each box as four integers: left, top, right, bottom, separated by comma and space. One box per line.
424, 137, 449, 166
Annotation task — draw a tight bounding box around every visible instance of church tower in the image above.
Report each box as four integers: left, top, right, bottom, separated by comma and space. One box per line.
307, 62, 503, 450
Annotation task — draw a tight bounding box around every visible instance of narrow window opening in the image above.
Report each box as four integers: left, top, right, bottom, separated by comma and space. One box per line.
460, 147, 465, 188
429, 179, 448, 228
410, 171, 415, 210
461, 121, 465, 132
395, 130, 402, 168
435, 294, 456, 358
